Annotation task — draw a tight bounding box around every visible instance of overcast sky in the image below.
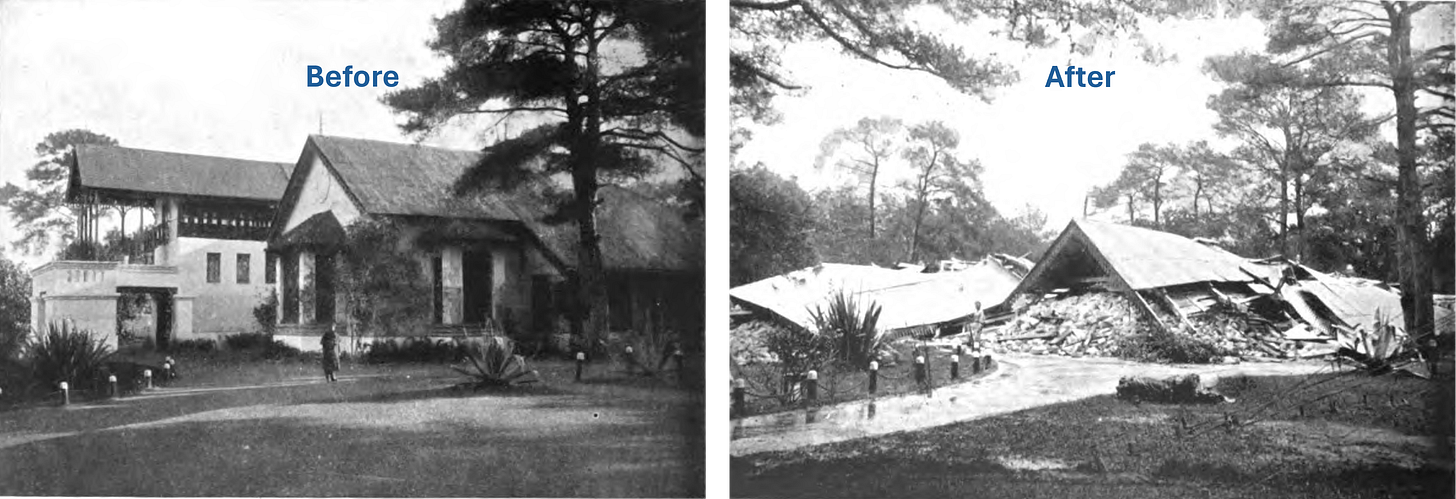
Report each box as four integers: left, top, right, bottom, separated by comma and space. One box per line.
733, 5, 1453, 233
0, 0, 504, 267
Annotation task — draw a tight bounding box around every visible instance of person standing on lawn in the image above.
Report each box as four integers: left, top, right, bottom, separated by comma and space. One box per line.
321, 326, 340, 383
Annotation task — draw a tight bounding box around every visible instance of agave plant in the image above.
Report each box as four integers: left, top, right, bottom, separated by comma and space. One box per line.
452, 335, 539, 388
30, 322, 113, 391
808, 289, 885, 368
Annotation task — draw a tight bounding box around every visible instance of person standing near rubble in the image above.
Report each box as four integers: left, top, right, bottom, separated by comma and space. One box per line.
966, 301, 985, 351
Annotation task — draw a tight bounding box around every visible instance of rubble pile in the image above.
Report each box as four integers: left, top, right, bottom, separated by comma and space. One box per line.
992, 293, 1143, 357
730, 321, 779, 366
992, 292, 1304, 360
1183, 302, 1297, 359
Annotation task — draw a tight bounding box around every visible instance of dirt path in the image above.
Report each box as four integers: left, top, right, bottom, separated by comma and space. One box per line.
730, 353, 1334, 456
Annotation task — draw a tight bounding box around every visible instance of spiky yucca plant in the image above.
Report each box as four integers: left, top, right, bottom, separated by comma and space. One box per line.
453, 336, 539, 388
30, 322, 112, 391
808, 290, 885, 368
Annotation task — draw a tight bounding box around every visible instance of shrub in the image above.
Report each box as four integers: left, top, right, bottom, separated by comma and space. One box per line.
453, 336, 538, 388
168, 339, 216, 353
808, 290, 885, 368
253, 291, 278, 335
262, 339, 302, 360
29, 322, 113, 392
762, 324, 834, 377
364, 337, 460, 363
223, 332, 271, 350
1114, 324, 1232, 364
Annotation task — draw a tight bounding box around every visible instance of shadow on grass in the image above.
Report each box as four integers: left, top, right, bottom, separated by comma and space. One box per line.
732, 371, 1454, 499
1, 407, 704, 497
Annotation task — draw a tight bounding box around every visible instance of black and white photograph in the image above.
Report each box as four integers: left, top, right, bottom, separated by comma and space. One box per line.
0, 1, 704, 497
729, 1, 1454, 497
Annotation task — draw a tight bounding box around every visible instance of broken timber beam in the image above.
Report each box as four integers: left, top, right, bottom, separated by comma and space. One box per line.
1126, 290, 1171, 335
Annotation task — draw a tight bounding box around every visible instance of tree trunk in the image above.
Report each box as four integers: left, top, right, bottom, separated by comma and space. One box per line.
1386, 5, 1434, 338
1278, 165, 1289, 258
1125, 193, 1136, 224
573, 33, 612, 348
868, 159, 878, 240
1293, 174, 1305, 260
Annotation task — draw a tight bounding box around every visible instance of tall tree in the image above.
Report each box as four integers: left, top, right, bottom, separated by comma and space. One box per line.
815, 116, 904, 239
1227, 0, 1453, 340
383, 0, 704, 345
0, 130, 118, 256
730, 165, 819, 285
1203, 75, 1380, 258
899, 121, 977, 262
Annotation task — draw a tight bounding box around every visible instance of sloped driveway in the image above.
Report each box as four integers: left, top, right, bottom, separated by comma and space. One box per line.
730, 353, 1333, 456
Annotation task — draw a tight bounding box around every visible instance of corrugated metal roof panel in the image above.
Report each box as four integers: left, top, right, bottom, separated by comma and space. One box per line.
729, 261, 1019, 331
1074, 219, 1255, 290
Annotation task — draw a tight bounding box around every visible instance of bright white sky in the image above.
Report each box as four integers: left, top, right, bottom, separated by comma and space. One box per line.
733, 5, 1451, 232
0, 0, 500, 268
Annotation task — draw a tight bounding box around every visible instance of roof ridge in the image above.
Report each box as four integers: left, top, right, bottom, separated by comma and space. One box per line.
309, 134, 482, 155
77, 142, 291, 166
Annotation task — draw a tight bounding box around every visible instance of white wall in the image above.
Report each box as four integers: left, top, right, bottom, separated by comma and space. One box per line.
284, 152, 362, 233
174, 237, 273, 336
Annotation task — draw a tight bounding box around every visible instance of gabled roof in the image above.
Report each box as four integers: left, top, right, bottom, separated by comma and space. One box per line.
276, 135, 700, 273
308, 135, 527, 220
1013, 219, 1255, 294
71, 144, 293, 202
527, 186, 704, 272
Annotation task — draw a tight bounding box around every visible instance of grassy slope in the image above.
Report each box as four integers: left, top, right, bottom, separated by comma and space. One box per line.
732, 372, 1454, 498
0, 357, 704, 497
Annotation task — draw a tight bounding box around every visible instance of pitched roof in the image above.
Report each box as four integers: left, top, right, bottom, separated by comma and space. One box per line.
730, 260, 1019, 332
72, 144, 293, 201
308, 135, 525, 220
527, 186, 704, 272
1014, 219, 1255, 294
296, 135, 700, 272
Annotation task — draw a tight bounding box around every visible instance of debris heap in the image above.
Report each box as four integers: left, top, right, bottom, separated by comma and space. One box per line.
991, 292, 1303, 360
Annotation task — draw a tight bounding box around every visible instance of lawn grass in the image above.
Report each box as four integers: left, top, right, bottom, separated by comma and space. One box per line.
733, 340, 996, 417
732, 371, 1453, 498
0, 353, 703, 497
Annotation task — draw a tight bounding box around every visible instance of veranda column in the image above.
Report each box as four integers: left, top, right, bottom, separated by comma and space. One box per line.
274, 252, 285, 326
299, 250, 315, 324
441, 247, 463, 325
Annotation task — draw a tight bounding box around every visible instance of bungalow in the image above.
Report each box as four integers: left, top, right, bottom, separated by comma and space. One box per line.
31, 135, 702, 353
266, 135, 702, 351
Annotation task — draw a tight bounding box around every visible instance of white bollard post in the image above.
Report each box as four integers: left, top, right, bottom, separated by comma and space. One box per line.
109, 375, 118, 398
59, 381, 69, 405
144, 369, 153, 389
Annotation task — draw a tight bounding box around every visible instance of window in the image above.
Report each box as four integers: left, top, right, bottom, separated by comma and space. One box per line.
265, 254, 277, 284
205, 253, 221, 283
236, 254, 251, 284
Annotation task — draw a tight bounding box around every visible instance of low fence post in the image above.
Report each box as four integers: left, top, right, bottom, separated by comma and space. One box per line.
984, 352, 994, 371
868, 361, 879, 395
951, 354, 960, 380
624, 346, 635, 375
971, 350, 981, 374
806, 370, 818, 402
59, 381, 69, 406
109, 375, 118, 398
732, 378, 745, 416
673, 347, 685, 385
914, 355, 926, 386
144, 369, 153, 390
575, 351, 586, 382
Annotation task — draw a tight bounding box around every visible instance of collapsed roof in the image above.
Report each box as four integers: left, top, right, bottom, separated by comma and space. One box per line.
1015, 219, 1405, 336
729, 258, 1021, 333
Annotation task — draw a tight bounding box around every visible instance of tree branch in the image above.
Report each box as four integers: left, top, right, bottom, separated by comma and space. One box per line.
730, 1, 801, 11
